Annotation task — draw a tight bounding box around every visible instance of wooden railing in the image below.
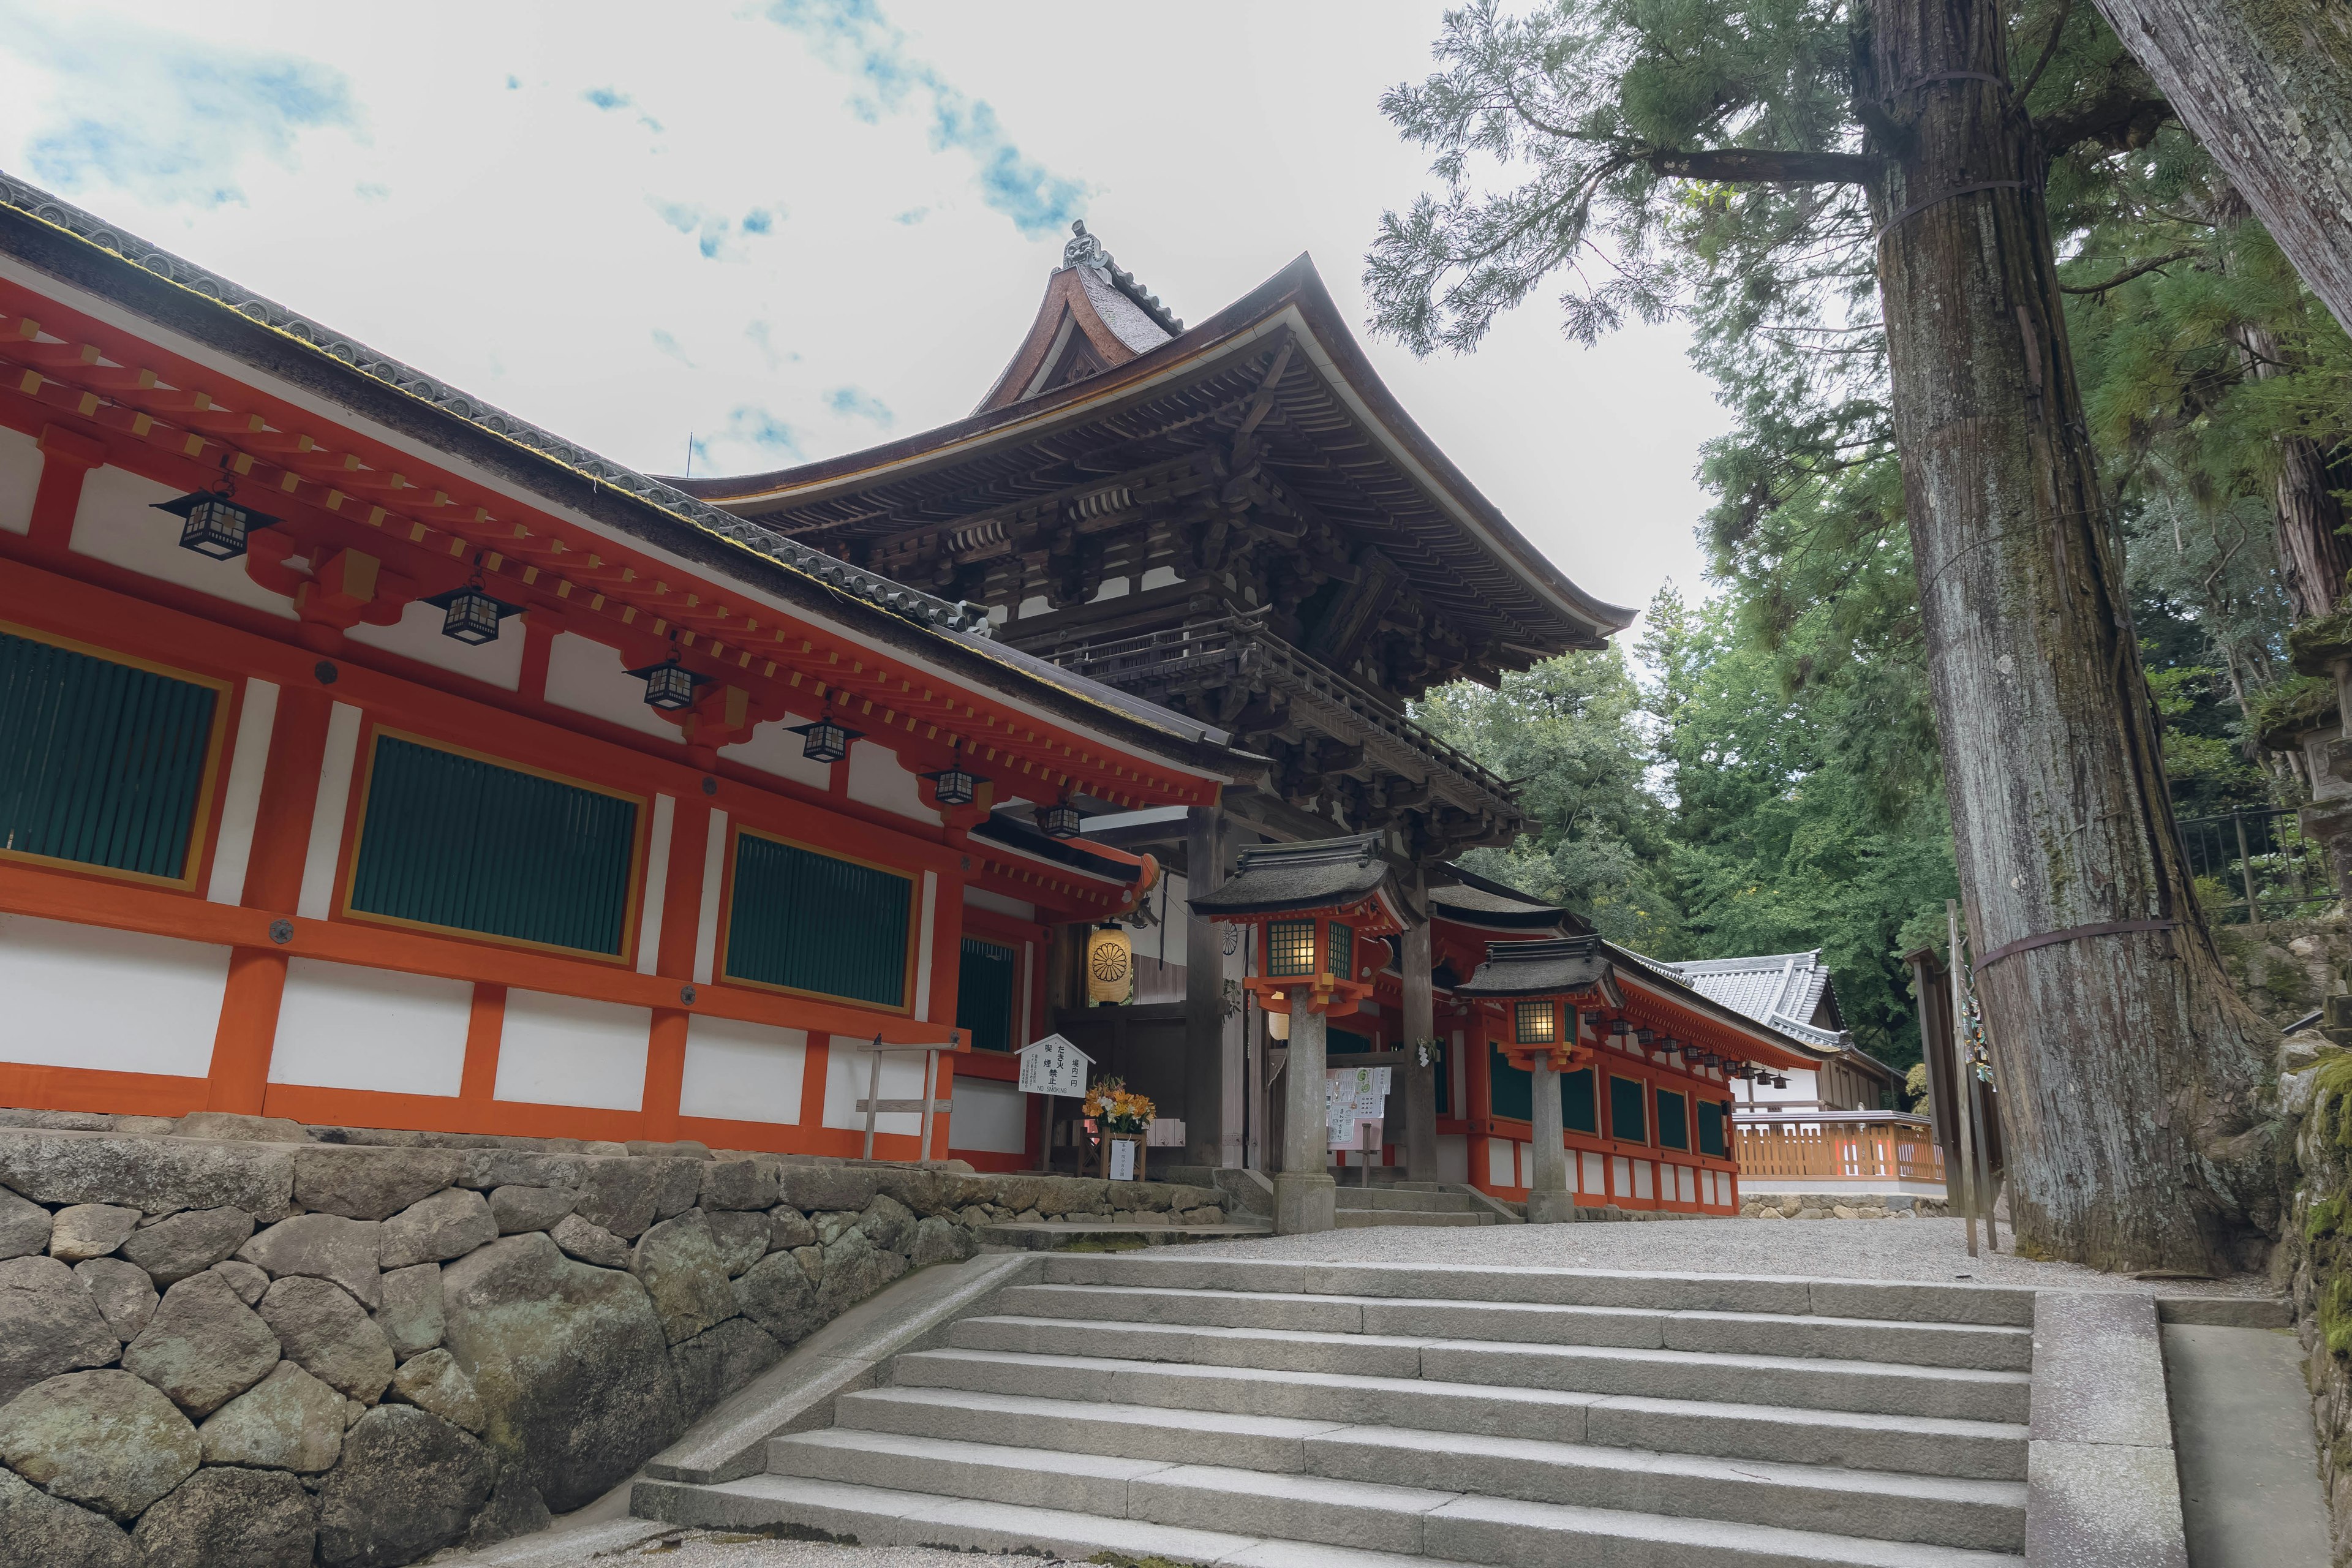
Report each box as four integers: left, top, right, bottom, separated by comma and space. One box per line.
1735, 1115, 1945, 1185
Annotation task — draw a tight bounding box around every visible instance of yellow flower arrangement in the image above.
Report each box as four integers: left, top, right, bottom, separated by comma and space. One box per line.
1082, 1076, 1156, 1136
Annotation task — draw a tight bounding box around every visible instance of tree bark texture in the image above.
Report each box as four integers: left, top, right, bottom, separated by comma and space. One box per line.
1864, 0, 2278, 1273
2237, 321, 2352, 619
2090, 0, 2352, 339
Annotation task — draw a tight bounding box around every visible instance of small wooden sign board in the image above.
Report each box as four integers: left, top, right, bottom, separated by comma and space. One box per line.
1017, 1033, 1093, 1096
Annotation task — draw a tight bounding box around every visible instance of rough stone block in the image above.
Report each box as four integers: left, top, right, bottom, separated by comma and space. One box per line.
462, 1469, 553, 1551
631, 1210, 741, 1345
122, 1270, 282, 1417
439, 1232, 684, 1512
0, 1463, 138, 1568
455, 1148, 586, 1192
389, 1346, 485, 1433
198, 1360, 346, 1472
670, 1316, 782, 1422
172, 1112, 309, 1144
290, 1146, 467, 1222
258, 1276, 394, 1404
0, 1130, 293, 1219
766, 1205, 816, 1251
131, 1465, 315, 1568
379, 1187, 497, 1270
856, 1193, 918, 1253
549, 1212, 633, 1269
0, 1185, 48, 1261
705, 1210, 771, 1277
909, 1215, 976, 1268
775, 1166, 884, 1215
488, 1184, 576, 1235
208, 1258, 269, 1305
732, 1250, 823, 1346
238, 1213, 383, 1310
45, 1202, 139, 1262
816, 1229, 908, 1319
699, 1159, 778, 1212
0, 1254, 121, 1405
872, 1167, 951, 1217
117, 1207, 255, 1286
75, 1256, 158, 1341
650, 1157, 705, 1221
0, 1368, 200, 1520
315, 1404, 494, 1568
374, 1262, 445, 1361
569, 1159, 663, 1239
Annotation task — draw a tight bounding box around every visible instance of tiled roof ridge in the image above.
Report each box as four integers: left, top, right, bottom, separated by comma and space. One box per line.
1062, 221, 1181, 335
0, 170, 993, 638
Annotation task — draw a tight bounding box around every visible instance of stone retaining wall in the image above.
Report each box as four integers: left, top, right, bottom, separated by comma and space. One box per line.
1740, 1193, 1952, 1219
2271, 1031, 2352, 1556
0, 1108, 1225, 1567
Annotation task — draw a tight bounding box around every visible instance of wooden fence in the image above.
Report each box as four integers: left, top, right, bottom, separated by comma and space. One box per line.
1736, 1118, 1946, 1185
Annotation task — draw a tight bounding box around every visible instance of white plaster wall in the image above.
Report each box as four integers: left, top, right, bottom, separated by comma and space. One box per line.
494, 990, 650, 1111
346, 598, 525, 690
1436, 1133, 1468, 1185
823, 1045, 925, 1138
1580, 1151, 1606, 1195
0, 424, 39, 535
679, 1016, 805, 1125
269, 959, 471, 1097
948, 1074, 1026, 1154
962, 886, 1034, 922
543, 631, 674, 739
0, 913, 225, 1078
845, 740, 932, 823
721, 712, 833, 791
1486, 1139, 1513, 1188
70, 464, 297, 618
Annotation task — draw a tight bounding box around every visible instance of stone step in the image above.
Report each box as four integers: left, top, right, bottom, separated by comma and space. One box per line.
637, 1471, 2024, 1567
1331, 1186, 1483, 1213
823, 1382, 2022, 1542
1334, 1208, 1494, 1227
940, 1321, 2030, 1423
1035, 1254, 2037, 1327
976, 1220, 1271, 1251
990, 1284, 2032, 1371
837, 1382, 2027, 1483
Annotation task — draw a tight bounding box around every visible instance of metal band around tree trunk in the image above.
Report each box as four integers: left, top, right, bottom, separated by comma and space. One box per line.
1977, 918, 2183, 969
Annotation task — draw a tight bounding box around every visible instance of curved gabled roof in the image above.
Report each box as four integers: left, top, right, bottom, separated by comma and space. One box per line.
675, 254, 1634, 657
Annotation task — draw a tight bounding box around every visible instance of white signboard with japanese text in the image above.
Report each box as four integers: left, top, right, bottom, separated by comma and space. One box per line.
1018, 1034, 1093, 1096
1107, 1139, 1137, 1181
1326, 1066, 1392, 1151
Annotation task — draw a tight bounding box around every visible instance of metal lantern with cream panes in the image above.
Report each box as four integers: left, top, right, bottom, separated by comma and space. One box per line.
1189, 834, 1406, 1235
1452, 937, 1623, 1223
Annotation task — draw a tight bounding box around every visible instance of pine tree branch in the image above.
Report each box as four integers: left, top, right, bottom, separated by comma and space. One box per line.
2058, 248, 2197, 293
1645, 148, 1886, 184
2034, 91, 2172, 154
2016, 0, 2075, 106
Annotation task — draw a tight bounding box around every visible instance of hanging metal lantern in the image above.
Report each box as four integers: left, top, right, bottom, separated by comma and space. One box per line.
1634, 1027, 1657, 1046
426, 577, 520, 646
153, 488, 277, 561
1039, 799, 1084, 839
1513, 1000, 1558, 1046
924, 764, 980, 807
627, 655, 702, 712
1085, 922, 1133, 1005
790, 716, 856, 763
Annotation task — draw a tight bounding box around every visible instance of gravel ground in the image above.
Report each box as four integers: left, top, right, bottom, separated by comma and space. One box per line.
1174, 1214, 2275, 1295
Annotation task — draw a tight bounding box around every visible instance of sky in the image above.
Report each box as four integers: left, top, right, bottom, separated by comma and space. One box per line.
0, 0, 1730, 633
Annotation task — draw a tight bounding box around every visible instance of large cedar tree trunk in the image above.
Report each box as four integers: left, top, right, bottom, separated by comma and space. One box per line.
2236, 322, 2352, 619
1863, 0, 2278, 1272
2090, 0, 2352, 339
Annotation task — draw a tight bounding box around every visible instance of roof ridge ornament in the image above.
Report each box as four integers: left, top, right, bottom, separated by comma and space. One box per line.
1064, 219, 1108, 270
1059, 219, 1183, 335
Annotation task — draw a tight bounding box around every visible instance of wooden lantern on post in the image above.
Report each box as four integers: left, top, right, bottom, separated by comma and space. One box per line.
1189, 835, 1407, 1235
1453, 937, 1623, 1224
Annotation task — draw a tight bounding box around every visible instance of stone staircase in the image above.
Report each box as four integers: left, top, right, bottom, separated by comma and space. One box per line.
637, 1253, 2034, 1565
1333, 1178, 1501, 1228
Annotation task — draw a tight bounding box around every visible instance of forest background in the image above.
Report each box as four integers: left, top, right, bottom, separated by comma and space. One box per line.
1400, 10, 2352, 1079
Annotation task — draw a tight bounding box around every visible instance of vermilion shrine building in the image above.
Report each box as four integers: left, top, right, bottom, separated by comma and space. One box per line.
0, 180, 1839, 1217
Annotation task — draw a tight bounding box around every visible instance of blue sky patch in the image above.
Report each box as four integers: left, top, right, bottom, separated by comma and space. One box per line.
825, 386, 893, 426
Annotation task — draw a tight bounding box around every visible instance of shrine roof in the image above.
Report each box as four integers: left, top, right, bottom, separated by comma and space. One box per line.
1452, 936, 1612, 997
1188, 833, 1402, 919
1659, 950, 1842, 1044
674, 253, 1635, 657
1428, 865, 1591, 934
0, 171, 1254, 797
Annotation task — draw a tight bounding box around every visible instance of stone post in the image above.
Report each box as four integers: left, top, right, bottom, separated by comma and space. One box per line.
1276, 1006, 1335, 1234
1401, 894, 1439, 1183
1526, 1055, 1574, 1223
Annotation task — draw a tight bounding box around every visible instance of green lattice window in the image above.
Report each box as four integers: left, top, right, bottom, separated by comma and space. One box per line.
1489, 1043, 1532, 1121
1328, 920, 1352, 977
1697, 1099, 1730, 1159
723, 831, 912, 1008
349, 735, 637, 955
0, 628, 222, 884
1563, 1068, 1597, 1135
1656, 1087, 1690, 1151
957, 936, 1018, 1053
1608, 1074, 1648, 1145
